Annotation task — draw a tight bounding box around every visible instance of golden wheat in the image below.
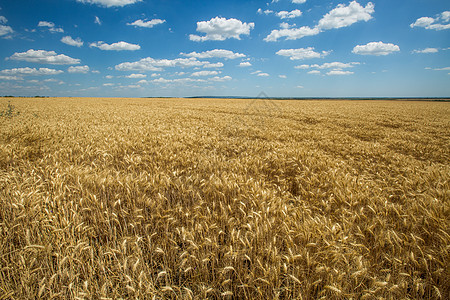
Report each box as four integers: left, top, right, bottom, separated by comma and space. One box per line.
0, 97, 448, 299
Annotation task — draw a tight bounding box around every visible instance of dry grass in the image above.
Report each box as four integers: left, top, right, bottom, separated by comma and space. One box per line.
0, 97, 448, 299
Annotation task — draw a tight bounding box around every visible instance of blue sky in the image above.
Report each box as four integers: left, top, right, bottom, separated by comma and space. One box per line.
0, 0, 449, 97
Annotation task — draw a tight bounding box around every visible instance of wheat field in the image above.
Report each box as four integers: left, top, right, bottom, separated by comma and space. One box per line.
0, 97, 448, 299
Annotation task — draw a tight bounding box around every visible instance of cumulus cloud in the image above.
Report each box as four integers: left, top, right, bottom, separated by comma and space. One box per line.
152, 77, 207, 84
126, 73, 147, 78
94, 16, 102, 25
239, 62, 252, 67
38, 21, 64, 33
9, 49, 80, 64
326, 70, 354, 75
182, 49, 245, 59
299, 62, 360, 69
90, 41, 140, 51
264, 25, 319, 42
292, 0, 306, 3
115, 57, 211, 71
127, 19, 166, 28
307, 70, 321, 75
61, 36, 84, 47
68, 65, 90, 73
276, 9, 302, 19
1, 67, 64, 76
257, 73, 270, 77
265, 1, 374, 41
412, 48, 439, 54
209, 75, 232, 82
410, 11, 450, 30
189, 17, 254, 41
76, 0, 142, 7
0, 16, 13, 37
0, 75, 23, 80
352, 41, 400, 56
276, 47, 330, 60
191, 70, 220, 77
279, 75, 287, 78
317, 1, 374, 30
259, 9, 302, 19
203, 62, 224, 68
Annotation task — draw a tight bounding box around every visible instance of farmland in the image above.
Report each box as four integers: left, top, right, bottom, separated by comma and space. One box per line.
0, 97, 448, 299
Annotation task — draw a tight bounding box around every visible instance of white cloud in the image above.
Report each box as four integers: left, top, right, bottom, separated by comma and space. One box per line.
126, 84, 141, 88
115, 57, 210, 71
264, 25, 319, 41
9, 49, 80, 64
127, 19, 166, 28
239, 62, 252, 67
189, 17, 254, 41
410, 11, 450, 30
293, 0, 306, 3
90, 41, 140, 51
203, 62, 224, 69
182, 49, 245, 59
68, 65, 90, 73
326, 70, 354, 75
152, 77, 208, 84
209, 75, 232, 82
251, 70, 261, 74
276, 47, 330, 60
433, 67, 450, 71
95, 16, 102, 25
203, 62, 224, 68
38, 21, 54, 27
352, 41, 400, 56
257, 73, 270, 77
265, 1, 374, 42
0, 75, 23, 80
103, 83, 114, 86
295, 64, 310, 69
307, 70, 321, 75
191, 70, 219, 77
1, 67, 64, 76
442, 11, 450, 22
296, 85, 304, 88
38, 21, 64, 33
105, 75, 114, 79
0, 16, 13, 36
126, 73, 147, 78
276, 9, 302, 19
412, 48, 438, 54
0, 24, 13, 36
317, 1, 374, 30
279, 75, 287, 78
61, 36, 84, 47
257, 9, 273, 15
76, 0, 142, 7
305, 62, 360, 69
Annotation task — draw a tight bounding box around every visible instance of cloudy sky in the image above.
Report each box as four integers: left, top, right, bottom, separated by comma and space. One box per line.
0, 0, 449, 97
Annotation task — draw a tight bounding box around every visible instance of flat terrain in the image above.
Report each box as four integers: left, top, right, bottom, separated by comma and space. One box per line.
0, 97, 449, 299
